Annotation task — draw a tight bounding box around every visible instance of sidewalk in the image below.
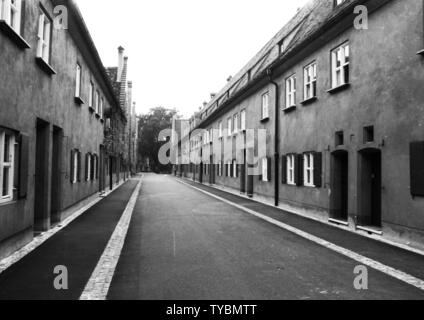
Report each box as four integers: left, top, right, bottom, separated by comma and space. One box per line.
0, 179, 139, 300
180, 178, 424, 283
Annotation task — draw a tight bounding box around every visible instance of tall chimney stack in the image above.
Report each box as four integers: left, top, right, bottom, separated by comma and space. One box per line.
117, 46, 125, 80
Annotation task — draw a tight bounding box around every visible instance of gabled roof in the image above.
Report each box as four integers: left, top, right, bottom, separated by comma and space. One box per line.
198, 0, 359, 121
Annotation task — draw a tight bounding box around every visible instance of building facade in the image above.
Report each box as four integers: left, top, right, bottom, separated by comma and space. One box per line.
0, 0, 127, 259
175, 0, 424, 249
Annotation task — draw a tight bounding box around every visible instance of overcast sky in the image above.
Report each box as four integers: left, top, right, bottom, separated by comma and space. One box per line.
75, 0, 310, 118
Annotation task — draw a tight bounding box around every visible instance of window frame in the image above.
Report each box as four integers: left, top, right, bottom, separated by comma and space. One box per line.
0, 0, 22, 34
233, 113, 238, 134
218, 121, 223, 138
285, 74, 296, 108
75, 63, 82, 98
227, 117, 232, 137
36, 9, 52, 64
0, 130, 15, 203
240, 109, 246, 132
304, 62, 317, 100
287, 154, 296, 186
262, 158, 269, 182
303, 152, 315, 187
261, 92, 269, 120
331, 42, 350, 89
89, 81, 94, 108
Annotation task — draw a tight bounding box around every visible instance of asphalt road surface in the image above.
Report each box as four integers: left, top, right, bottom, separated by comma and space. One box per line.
107, 173, 424, 300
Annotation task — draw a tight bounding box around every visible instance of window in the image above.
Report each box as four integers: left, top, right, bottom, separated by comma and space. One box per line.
334, 0, 346, 6
331, 43, 350, 88
37, 12, 52, 63
233, 114, 238, 134
303, 153, 314, 187
75, 64, 82, 98
71, 149, 80, 184
95, 91, 100, 114
86, 153, 92, 181
218, 121, 223, 138
286, 75, 296, 108
240, 109, 246, 131
335, 131, 344, 146
89, 82, 94, 108
364, 126, 374, 143
91, 154, 97, 181
287, 154, 296, 185
0, 130, 15, 203
227, 117, 232, 136
261, 158, 269, 182
0, 0, 22, 33
232, 160, 238, 178
100, 98, 104, 119
304, 63, 317, 100
261, 93, 269, 120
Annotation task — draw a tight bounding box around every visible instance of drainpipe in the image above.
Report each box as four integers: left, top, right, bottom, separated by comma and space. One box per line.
267, 68, 280, 207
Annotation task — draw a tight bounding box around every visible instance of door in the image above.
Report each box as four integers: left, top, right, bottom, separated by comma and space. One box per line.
50, 126, 63, 224
330, 150, 348, 221
34, 119, 50, 232
359, 149, 382, 227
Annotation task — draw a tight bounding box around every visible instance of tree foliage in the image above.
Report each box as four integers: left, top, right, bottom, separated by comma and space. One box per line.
138, 107, 178, 173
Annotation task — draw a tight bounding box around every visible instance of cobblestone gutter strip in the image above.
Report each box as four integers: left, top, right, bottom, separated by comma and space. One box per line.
79, 178, 142, 300
0, 180, 127, 275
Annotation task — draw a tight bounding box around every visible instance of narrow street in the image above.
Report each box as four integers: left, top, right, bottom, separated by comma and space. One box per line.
107, 174, 424, 300
0, 173, 423, 300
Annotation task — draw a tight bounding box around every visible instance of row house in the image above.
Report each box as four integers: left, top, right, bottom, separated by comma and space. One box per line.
176, 0, 424, 249
0, 0, 127, 259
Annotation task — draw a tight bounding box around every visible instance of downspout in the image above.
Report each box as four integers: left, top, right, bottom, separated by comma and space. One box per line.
267, 68, 280, 207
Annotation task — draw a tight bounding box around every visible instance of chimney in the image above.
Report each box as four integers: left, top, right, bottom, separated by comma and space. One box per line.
203, 102, 208, 108
210, 93, 216, 100
227, 75, 233, 82
117, 46, 125, 80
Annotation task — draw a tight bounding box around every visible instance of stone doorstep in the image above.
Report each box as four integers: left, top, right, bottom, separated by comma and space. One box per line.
179, 177, 424, 257
0, 178, 128, 274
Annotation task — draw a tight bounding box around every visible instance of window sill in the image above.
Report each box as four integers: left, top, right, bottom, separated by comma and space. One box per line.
300, 96, 318, 106
35, 57, 57, 75
327, 83, 350, 94
74, 96, 85, 105
0, 20, 31, 49
283, 105, 296, 113
95, 113, 101, 119
89, 106, 95, 113
0, 199, 17, 208
260, 117, 270, 123
100, 118, 105, 124
417, 49, 424, 56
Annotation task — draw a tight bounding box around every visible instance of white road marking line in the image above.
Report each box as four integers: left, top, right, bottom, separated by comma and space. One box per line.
0, 181, 127, 275
79, 179, 142, 300
178, 180, 424, 291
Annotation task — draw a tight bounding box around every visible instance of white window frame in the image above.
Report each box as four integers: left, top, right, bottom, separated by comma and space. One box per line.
100, 98, 104, 119
285, 75, 296, 108
227, 117, 232, 137
331, 42, 350, 88
75, 63, 82, 98
233, 114, 238, 134
72, 151, 78, 184
287, 154, 295, 185
261, 158, 269, 182
37, 12, 52, 63
95, 90, 100, 114
86, 153, 91, 182
218, 121, 223, 138
304, 62, 317, 100
240, 109, 246, 131
303, 153, 315, 187
93, 154, 97, 180
0, 130, 15, 203
261, 92, 269, 120
0, 0, 22, 34
232, 160, 237, 178
89, 82, 94, 107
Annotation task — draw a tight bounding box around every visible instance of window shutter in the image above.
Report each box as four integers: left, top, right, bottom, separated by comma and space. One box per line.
295, 154, 304, 186
410, 142, 424, 197
70, 149, 75, 183
267, 157, 272, 182
281, 155, 287, 184
77, 151, 81, 182
314, 152, 323, 188
18, 134, 29, 199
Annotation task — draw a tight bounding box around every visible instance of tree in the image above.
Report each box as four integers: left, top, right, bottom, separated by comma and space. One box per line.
138, 107, 178, 173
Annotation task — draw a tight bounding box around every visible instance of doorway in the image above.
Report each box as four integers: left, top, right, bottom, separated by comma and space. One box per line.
330, 150, 349, 221
50, 126, 63, 224
358, 149, 382, 228
34, 119, 50, 232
